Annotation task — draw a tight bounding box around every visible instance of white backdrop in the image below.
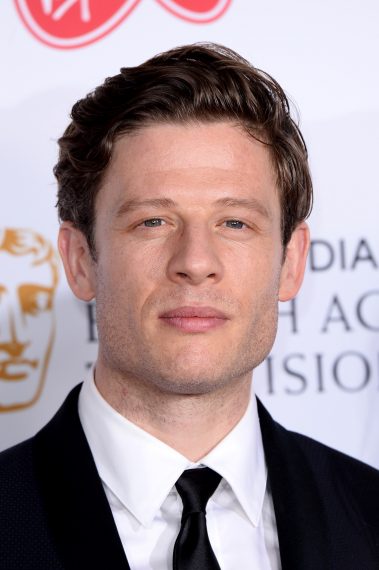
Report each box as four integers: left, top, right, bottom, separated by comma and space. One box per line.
1, 0, 378, 467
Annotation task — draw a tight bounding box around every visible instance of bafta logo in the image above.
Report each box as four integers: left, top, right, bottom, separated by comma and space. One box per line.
0, 228, 59, 412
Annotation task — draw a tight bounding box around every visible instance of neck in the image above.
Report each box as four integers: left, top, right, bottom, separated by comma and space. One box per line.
94, 360, 253, 462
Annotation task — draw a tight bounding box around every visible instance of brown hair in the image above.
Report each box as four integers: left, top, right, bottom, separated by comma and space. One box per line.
55, 43, 312, 256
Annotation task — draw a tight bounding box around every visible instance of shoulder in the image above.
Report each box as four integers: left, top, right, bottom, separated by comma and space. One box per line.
257, 396, 379, 477
0, 390, 83, 568
0, 436, 45, 515
0, 437, 62, 566
0, 437, 35, 488
284, 415, 379, 481
290, 426, 379, 533
287, 421, 379, 482
257, 398, 379, 528
0, 383, 83, 479
0, 436, 48, 517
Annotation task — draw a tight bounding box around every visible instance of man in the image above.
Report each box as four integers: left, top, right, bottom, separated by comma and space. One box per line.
1, 43, 378, 569
0, 228, 58, 411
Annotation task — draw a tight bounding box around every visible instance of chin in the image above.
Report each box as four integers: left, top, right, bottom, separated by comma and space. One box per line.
155, 376, 228, 396
150, 360, 248, 396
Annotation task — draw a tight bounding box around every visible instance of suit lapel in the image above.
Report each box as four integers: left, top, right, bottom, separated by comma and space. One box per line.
33, 384, 130, 570
257, 399, 332, 570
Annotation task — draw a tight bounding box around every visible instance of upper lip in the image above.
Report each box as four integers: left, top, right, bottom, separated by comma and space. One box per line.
159, 306, 229, 319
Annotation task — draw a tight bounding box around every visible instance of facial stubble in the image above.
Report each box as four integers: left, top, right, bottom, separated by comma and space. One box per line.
94, 273, 279, 398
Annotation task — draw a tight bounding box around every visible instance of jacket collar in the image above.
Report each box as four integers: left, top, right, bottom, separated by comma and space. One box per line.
32, 384, 378, 570
257, 399, 331, 569
33, 383, 129, 570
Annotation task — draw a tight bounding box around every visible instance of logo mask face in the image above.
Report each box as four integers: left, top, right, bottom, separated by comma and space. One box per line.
0, 229, 58, 412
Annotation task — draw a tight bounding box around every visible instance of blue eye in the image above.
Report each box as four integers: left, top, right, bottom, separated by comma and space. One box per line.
225, 220, 245, 229
143, 219, 164, 227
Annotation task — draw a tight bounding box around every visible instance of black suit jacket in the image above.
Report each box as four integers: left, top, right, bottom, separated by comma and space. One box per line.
1, 384, 379, 569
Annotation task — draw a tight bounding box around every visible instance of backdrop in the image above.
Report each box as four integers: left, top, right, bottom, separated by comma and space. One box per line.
1, 0, 378, 467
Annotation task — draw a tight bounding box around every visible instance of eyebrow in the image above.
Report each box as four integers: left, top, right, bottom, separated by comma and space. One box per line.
115, 196, 271, 219
214, 197, 271, 219
115, 198, 176, 218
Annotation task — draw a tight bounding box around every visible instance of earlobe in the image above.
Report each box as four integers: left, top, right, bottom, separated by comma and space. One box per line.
58, 222, 96, 301
279, 222, 310, 302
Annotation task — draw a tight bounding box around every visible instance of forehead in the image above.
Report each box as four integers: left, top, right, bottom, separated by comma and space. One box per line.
0, 252, 53, 289
99, 121, 278, 210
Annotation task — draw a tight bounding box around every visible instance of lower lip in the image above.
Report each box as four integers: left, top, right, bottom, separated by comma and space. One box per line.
160, 316, 227, 333
0, 362, 35, 381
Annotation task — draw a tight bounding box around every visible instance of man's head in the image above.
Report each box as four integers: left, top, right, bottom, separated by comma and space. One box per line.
56, 44, 312, 398
55, 43, 312, 257
0, 228, 58, 411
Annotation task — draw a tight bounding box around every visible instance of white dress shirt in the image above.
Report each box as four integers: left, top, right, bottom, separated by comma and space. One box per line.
78, 375, 281, 570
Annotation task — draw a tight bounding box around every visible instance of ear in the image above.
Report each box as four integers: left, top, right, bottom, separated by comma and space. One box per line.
58, 222, 96, 301
279, 222, 310, 301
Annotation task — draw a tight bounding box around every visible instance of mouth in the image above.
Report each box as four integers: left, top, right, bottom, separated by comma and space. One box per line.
159, 306, 229, 333
0, 359, 38, 381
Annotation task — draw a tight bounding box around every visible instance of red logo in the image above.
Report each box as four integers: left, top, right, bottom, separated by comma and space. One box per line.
14, 0, 232, 49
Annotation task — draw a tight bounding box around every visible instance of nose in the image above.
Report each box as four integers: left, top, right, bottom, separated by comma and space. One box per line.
166, 223, 223, 286
0, 306, 29, 357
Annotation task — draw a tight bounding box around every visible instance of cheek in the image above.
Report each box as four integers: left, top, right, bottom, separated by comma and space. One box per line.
143, 246, 170, 282
103, 241, 169, 289
26, 313, 53, 340
22, 316, 53, 364
95, 246, 166, 319
225, 242, 281, 296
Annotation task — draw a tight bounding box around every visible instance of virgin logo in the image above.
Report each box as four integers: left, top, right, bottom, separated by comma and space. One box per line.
14, 0, 232, 49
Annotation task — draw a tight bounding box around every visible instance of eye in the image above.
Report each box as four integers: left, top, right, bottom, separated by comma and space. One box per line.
142, 218, 165, 227
18, 285, 53, 316
224, 219, 246, 229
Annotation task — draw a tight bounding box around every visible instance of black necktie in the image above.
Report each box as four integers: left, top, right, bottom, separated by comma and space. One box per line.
173, 467, 222, 570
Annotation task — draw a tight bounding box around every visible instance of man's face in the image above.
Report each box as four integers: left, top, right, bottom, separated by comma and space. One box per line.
0, 249, 55, 410
72, 122, 307, 395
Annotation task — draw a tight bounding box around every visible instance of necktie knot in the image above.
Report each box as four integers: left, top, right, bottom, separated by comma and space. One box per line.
175, 467, 222, 519
173, 467, 222, 569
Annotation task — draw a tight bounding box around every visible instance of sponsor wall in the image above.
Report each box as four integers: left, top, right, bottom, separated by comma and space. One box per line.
1, 0, 378, 466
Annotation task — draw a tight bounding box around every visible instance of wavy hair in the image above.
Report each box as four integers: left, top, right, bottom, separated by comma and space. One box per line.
55, 43, 312, 257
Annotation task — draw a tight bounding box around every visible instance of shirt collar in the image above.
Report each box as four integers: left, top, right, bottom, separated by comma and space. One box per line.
78, 372, 267, 528
200, 393, 267, 527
